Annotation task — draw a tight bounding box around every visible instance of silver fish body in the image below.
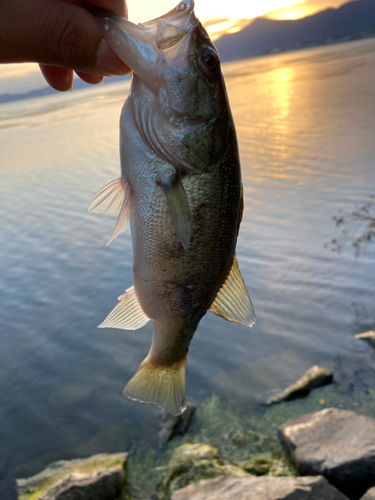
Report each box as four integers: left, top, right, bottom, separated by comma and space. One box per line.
89, 0, 255, 415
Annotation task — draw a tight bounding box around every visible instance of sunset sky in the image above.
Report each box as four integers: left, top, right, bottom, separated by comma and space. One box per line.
0, 0, 354, 86
127, 0, 351, 39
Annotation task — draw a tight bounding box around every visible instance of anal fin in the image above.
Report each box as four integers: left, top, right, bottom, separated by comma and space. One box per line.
158, 174, 191, 249
210, 255, 255, 328
98, 285, 149, 330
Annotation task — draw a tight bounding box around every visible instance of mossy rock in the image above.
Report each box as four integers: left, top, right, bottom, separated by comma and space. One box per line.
157, 442, 249, 499
16, 452, 129, 500
239, 453, 295, 477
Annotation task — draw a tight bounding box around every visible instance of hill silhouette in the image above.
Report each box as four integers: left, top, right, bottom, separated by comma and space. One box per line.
215, 0, 375, 61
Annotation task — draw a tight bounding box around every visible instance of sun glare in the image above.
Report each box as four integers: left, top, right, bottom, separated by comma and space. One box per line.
206, 18, 251, 41
267, 4, 313, 20
127, 0, 303, 25
126, 0, 326, 40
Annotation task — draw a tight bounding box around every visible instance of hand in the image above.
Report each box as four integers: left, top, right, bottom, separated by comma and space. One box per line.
0, 0, 130, 91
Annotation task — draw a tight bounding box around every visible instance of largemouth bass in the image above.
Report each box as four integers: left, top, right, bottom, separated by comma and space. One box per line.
89, 0, 255, 415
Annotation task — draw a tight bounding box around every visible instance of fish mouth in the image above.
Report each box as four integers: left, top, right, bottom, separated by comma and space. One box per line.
93, 0, 198, 88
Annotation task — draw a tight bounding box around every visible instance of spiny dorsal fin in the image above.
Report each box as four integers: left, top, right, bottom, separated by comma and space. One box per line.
124, 355, 187, 415
210, 255, 255, 328
158, 174, 191, 249
98, 285, 149, 330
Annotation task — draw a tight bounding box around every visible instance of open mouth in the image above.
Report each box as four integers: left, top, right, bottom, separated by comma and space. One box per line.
138, 0, 198, 50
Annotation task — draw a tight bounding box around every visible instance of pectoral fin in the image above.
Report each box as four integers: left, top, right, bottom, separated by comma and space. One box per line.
98, 285, 149, 330
159, 174, 191, 249
210, 255, 255, 328
88, 178, 125, 214
106, 184, 131, 246
88, 178, 131, 245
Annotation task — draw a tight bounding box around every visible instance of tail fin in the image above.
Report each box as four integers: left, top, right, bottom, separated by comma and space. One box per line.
123, 356, 187, 415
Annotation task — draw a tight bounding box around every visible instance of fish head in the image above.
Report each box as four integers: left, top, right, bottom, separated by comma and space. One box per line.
94, 0, 232, 173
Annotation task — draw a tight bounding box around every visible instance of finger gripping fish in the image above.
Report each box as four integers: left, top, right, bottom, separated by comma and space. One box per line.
89, 0, 255, 415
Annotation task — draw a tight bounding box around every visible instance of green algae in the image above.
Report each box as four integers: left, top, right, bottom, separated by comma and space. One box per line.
127, 443, 163, 499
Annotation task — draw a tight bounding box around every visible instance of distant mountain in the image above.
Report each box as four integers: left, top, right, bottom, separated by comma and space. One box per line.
215, 0, 375, 62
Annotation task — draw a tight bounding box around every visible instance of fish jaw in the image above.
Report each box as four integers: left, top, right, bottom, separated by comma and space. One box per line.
93, 0, 198, 92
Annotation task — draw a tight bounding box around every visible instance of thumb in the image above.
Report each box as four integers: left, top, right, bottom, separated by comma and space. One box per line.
0, 0, 128, 75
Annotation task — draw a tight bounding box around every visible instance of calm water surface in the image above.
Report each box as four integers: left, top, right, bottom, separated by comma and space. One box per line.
1, 38, 375, 497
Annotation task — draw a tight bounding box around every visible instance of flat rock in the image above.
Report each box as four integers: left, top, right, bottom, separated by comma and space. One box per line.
361, 487, 375, 500
17, 452, 128, 500
171, 475, 349, 500
267, 365, 333, 405
355, 330, 375, 348
158, 402, 196, 447
279, 408, 375, 499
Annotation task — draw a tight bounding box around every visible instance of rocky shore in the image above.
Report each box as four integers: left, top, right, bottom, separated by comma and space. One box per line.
16, 349, 375, 500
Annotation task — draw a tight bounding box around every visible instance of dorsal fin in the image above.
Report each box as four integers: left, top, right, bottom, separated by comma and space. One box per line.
158, 174, 191, 249
210, 255, 255, 328
98, 285, 150, 330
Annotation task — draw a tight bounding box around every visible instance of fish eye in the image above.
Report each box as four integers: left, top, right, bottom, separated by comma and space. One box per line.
202, 52, 217, 68
198, 49, 220, 76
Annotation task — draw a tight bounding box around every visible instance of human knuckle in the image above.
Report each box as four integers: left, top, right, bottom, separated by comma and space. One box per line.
45, 14, 88, 68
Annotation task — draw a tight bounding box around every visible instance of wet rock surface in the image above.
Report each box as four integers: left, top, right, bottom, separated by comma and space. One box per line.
157, 442, 249, 499
279, 408, 375, 499
267, 365, 333, 405
170, 475, 349, 500
16, 452, 128, 500
355, 330, 375, 348
158, 402, 196, 448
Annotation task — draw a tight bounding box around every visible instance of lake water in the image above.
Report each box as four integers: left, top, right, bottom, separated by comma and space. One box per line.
1, 38, 375, 497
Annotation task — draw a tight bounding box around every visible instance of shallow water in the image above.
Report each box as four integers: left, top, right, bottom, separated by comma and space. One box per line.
1, 38, 375, 497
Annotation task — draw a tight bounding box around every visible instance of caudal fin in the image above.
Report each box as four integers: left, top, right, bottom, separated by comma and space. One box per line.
124, 356, 187, 415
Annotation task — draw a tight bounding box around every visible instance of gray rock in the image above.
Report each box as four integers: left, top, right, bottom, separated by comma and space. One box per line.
355, 330, 375, 348
361, 486, 375, 500
267, 365, 333, 405
17, 452, 128, 500
171, 475, 349, 500
279, 408, 375, 499
158, 402, 196, 447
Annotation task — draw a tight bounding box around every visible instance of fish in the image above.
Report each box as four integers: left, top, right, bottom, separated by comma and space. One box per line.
89, 0, 255, 415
